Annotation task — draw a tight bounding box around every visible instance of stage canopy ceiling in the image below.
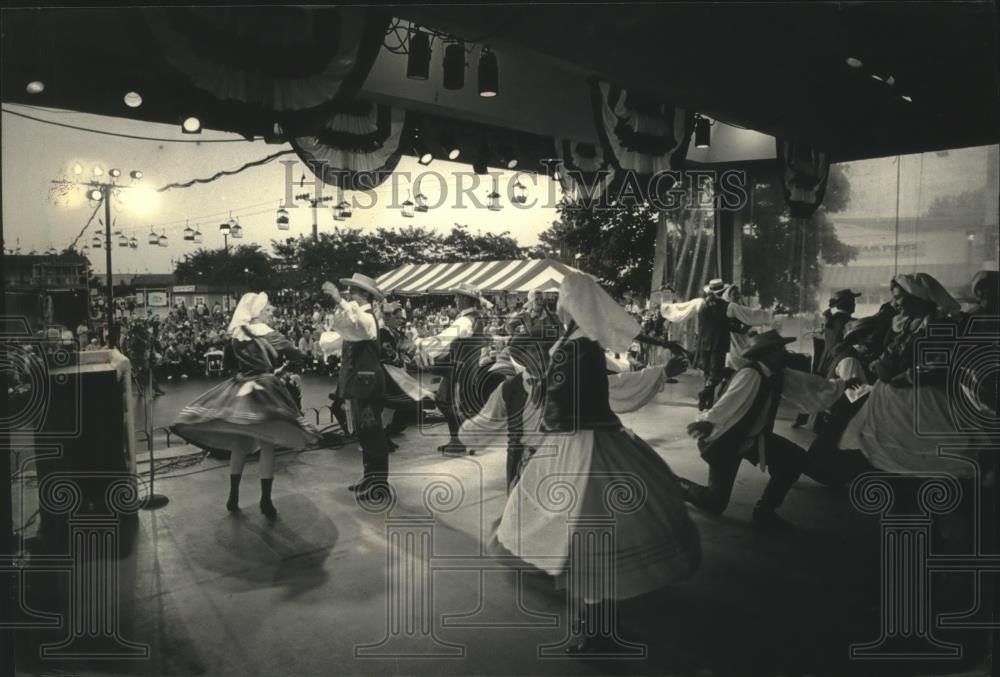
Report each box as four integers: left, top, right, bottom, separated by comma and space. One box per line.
376, 258, 580, 295
3, 4, 998, 164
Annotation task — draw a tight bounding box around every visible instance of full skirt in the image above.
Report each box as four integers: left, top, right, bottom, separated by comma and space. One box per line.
172, 373, 320, 452
492, 427, 701, 600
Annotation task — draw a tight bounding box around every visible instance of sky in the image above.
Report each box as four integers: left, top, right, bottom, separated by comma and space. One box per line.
2, 104, 995, 276
1, 105, 560, 275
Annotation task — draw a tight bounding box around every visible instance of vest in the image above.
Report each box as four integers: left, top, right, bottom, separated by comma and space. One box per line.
435, 310, 487, 408
817, 310, 852, 375
698, 295, 731, 353
542, 337, 620, 433
699, 362, 783, 465
338, 310, 385, 401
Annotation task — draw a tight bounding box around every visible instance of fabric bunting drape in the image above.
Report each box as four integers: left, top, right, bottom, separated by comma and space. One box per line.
554, 138, 616, 203
143, 6, 389, 135
377, 259, 581, 295
777, 138, 831, 218
291, 102, 406, 189
589, 78, 694, 202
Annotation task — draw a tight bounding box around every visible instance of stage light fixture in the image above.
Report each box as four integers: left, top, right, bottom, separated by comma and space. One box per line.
93, 166, 104, 177
182, 116, 202, 134
695, 115, 712, 149
443, 41, 465, 90
109, 168, 122, 178
441, 134, 461, 160
88, 188, 103, 201
130, 170, 143, 180
407, 28, 431, 80
478, 47, 498, 97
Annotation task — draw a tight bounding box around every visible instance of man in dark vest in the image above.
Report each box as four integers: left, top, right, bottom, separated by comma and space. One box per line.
420, 283, 491, 455
816, 288, 862, 377
324, 274, 391, 502
674, 330, 858, 530
696, 278, 733, 410
795, 288, 862, 428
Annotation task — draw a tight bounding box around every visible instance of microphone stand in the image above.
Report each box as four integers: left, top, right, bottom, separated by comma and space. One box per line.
142, 328, 169, 509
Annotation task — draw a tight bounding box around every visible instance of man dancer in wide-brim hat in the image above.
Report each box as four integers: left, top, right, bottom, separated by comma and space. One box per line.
675, 329, 859, 530
417, 282, 492, 455
323, 273, 391, 501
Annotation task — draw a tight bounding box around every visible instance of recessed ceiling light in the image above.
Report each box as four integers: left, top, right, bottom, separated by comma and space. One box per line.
26, 80, 45, 94
845, 57, 863, 69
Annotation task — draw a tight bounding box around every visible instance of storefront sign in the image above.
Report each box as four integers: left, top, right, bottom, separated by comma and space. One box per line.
147, 291, 168, 307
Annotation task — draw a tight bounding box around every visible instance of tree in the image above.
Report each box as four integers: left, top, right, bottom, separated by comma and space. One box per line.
535, 164, 858, 310
544, 199, 661, 297
174, 243, 275, 288
741, 164, 857, 312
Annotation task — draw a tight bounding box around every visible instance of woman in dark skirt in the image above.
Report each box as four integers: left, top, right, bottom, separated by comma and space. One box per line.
172, 292, 320, 518
490, 272, 700, 652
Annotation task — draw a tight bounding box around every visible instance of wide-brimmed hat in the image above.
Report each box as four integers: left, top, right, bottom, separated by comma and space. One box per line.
740, 329, 796, 360
830, 288, 862, 305
703, 278, 731, 295
339, 273, 384, 300
842, 315, 885, 346
449, 282, 494, 308
382, 301, 403, 315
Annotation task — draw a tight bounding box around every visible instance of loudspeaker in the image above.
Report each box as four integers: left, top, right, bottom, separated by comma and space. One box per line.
34, 353, 134, 550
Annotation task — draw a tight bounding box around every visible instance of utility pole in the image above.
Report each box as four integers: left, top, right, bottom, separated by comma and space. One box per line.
295, 190, 334, 241
103, 184, 114, 345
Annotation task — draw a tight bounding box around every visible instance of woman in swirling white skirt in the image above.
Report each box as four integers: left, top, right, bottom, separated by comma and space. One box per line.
489, 272, 701, 652
172, 293, 320, 519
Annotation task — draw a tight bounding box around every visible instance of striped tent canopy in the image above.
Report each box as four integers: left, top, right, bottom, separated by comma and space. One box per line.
376, 258, 580, 296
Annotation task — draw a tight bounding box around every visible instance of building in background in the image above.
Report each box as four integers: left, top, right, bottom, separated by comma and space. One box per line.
3, 253, 90, 330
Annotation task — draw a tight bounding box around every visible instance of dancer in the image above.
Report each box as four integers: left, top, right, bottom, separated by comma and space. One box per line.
172, 292, 319, 519
418, 283, 493, 455
675, 329, 855, 530
323, 274, 391, 501
660, 279, 772, 409
489, 272, 700, 653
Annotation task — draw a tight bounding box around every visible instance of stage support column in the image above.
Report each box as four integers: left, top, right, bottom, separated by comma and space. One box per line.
649, 210, 671, 307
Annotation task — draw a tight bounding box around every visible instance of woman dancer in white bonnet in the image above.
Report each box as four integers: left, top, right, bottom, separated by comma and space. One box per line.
490, 272, 700, 653
172, 292, 320, 518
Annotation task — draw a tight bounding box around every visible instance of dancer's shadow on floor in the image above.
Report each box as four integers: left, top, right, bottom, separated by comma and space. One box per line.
182, 493, 337, 599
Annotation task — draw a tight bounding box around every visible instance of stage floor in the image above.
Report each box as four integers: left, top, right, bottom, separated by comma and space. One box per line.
9, 371, 993, 676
